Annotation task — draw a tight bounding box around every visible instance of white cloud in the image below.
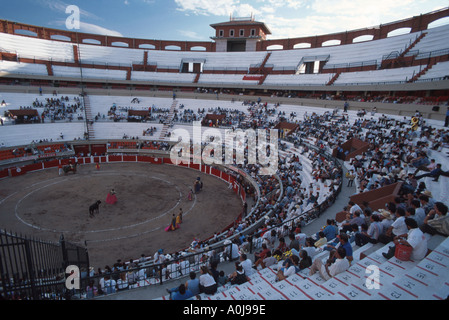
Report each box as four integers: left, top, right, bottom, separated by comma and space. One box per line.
255, 0, 449, 39
38, 0, 102, 20
178, 29, 203, 40
78, 22, 124, 37
48, 19, 123, 37
174, 0, 260, 17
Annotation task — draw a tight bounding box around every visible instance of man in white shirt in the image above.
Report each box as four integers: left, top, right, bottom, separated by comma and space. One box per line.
379, 208, 408, 244
238, 253, 254, 277
382, 218, 427, 260
262, 229, 277, 250
309, 247, 350, 281
348, 201, 362, 217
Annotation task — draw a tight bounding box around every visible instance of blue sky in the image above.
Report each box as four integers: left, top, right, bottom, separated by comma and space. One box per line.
1, 0, 448, 41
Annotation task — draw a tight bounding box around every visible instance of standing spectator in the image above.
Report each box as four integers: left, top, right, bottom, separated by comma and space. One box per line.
346, 169, 356, 187
445, 106, 449, 127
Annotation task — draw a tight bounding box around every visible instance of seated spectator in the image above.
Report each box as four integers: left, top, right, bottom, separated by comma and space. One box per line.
228, 263, 250, 285
198, 266, 217, 295
288, 233, 300, 252
314, 231, 327, 248
379, 207, 408, 244
298, 250, 312, 270
86, 280, 98, 299
170, 284, 194, 300
420, 202, 449, 237
276, 255, 300, 281
355, 214, 382, 246
275, 237, 288, 253
382, 218, 428, 261
238, 253, 254, 277
253, 243, 271, 268
327, 233, 353, 263
309, 247, 350, 281
185, 271, 200, 296
217, 271, 228, 287
116, 272, 129, 291
318, 219, 338, 241
301, 238, 320, 260
341, 210, 365, 233
259, 250, 277, 270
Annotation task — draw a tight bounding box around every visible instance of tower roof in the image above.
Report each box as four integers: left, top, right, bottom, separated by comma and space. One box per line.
210, 17, 271, 35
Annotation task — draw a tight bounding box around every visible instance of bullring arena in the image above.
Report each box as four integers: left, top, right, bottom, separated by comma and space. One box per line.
0, 161, 243, 268
1, 6, 449, 302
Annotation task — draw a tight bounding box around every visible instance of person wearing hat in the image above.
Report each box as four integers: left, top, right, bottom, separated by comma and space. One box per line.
378, 207, 408, 244
378, 209, 393, 232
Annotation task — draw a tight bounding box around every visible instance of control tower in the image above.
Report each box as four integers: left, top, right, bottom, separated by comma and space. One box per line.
210, 14, 272, 52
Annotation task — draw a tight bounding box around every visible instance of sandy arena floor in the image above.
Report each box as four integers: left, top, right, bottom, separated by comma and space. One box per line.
0, 162, 243, 269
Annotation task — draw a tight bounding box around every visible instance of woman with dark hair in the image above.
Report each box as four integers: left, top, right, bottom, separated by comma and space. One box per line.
276, 255, 300, 281
298, 250, 312, 270
198, 266, 217, 295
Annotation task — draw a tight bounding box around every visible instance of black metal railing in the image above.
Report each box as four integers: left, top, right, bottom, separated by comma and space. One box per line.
75, 242, 233, 299
0, 231, 88, 300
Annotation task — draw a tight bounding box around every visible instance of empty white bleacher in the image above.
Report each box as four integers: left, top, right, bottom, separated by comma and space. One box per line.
323, 31, 421, 68
92, 122, 164, 140
131, 71, 196, 83
202, 51, 267, 72
81, 68, 127, 81
0, 60, 48, 76
418, 60, 449, 81
78, 44, 144, 66
0, 122, 85, 147
146, 50, 266, 72
264, 73, 335, 86
53, 66, 127, 80
410, 24, 449, 57
0, 32, 75, 63
197, 74, 259, 85
52, 65, 81, 78
334, 65, 424, 85
266, 31, 421, 72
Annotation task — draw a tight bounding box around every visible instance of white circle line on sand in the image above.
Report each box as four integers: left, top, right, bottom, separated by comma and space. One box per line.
13, 171, 197, 235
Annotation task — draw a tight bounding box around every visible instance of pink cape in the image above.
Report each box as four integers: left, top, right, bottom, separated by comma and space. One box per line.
106, 193, 117, 205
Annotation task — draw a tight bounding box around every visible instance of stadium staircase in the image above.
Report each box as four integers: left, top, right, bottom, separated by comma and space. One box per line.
45, 62, 53, 76
380, 32, 428, 70
83, 95, 96, 139
408, 61, 437, 83
327, 72, 341, 86
158, 100, 178, 140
